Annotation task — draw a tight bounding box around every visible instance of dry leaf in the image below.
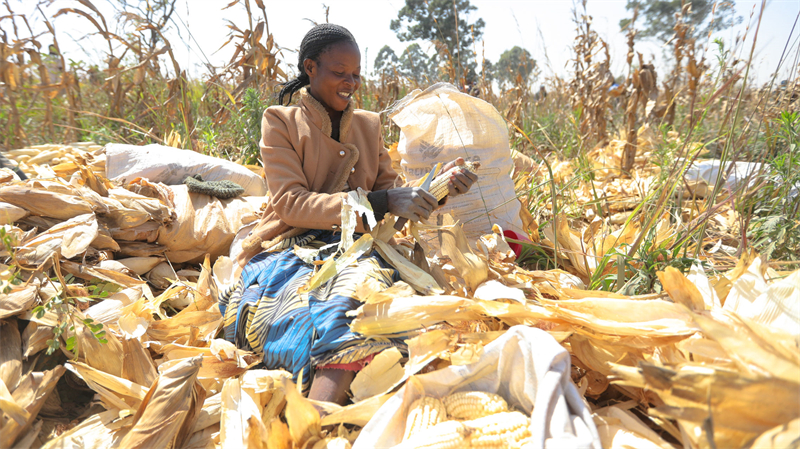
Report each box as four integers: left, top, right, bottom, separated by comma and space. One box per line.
0, 183, 93, 220
39, 408, 133, 449
541, 297, 699, 337
118, 355, 205, 449
219, 377, 264, 449
351, 347, 404, 402
373, 239, 443, 295
0, 284, 38, 320
351, 295, 479, 335
0, 319, 22, 392
437, 215, 488, 292
300, 234, 374, 294
0, 365, 65, 448
658, 267, 705, 311
281, 376, 321, 447
0, 202, 27, 225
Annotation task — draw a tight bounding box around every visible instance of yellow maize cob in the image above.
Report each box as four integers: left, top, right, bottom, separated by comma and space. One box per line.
427, 160, 480, 201
443, 391, 508, 420
403, 396, 448, 441
403, 420, 468, 449
463, 411, 531, 449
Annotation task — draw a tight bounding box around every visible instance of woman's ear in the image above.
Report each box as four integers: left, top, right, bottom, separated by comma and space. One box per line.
303, 58, 316, 77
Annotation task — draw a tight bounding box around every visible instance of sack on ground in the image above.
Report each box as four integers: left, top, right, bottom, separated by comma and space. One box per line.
105, 143, 266, 196
388, 83, 523, 244
353, 326, 601, 449
156, 185, 265, 263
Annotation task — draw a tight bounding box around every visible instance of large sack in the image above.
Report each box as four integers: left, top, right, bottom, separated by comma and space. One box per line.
156, 185, 265, 263
388, 83, 523, 242
105, 144, 266, 196
353, 326, 601, 449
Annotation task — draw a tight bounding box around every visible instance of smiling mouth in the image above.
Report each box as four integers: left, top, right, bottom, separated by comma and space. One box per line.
337, 91, 353, 99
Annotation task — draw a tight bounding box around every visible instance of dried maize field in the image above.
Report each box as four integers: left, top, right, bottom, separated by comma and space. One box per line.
2, 0, 800, 448
1, 123, 798, 449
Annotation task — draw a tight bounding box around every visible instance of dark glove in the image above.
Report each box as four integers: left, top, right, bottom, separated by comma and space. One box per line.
183, 174, 244, 199
387, 186, 438, 222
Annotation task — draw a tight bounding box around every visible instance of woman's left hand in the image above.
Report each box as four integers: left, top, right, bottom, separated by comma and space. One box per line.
441, 157, 478, 197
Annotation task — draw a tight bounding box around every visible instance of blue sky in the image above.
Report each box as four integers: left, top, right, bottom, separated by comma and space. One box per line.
8, 0, 799, 84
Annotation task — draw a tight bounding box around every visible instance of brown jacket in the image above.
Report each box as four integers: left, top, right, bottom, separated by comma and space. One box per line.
237, 88, 401, 266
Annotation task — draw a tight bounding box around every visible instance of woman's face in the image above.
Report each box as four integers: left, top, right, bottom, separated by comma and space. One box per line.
304, 41, 361, 113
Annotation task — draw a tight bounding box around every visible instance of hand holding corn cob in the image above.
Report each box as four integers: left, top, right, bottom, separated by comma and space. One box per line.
390, 158, 479, 230
437, 157, 479, 199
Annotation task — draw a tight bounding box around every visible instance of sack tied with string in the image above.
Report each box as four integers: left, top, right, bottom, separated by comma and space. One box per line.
388, 83, 523, 245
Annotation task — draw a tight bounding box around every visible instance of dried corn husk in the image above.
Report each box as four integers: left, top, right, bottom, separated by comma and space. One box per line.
540, 297, 699, 337
117, 355, 205, 449
21, 321, 51, 358
67, 361, 149, 409
0, 183, 93, 220
373, 239, 443, 295
39, 408, 133, 449
16, 213, 98, 264
219, 376, 265, 449
593, 404, 674, 449
0, 365, 65, 448
0, 201, 27, 225
116, 256, 165, 275
282, 376, 322, 447
351, 348, 404, 402
611, 362, 800, 446
299, 234, 374, 294
121, 337, 159, 386
0, 284, 38, 320
149, 261, 179, 289
351, 295, 480, 335
111, 220, 161, 242
437, 215, 488, 292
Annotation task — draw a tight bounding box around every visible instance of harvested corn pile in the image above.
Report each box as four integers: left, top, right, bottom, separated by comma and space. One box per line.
0, 142, 798, 449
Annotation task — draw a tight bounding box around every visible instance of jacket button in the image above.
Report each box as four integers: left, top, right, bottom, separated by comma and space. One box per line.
350, 167, 355, 173
339, 150, 346, 157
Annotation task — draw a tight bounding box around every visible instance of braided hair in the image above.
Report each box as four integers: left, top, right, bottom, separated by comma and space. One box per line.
278, 24, 357, 105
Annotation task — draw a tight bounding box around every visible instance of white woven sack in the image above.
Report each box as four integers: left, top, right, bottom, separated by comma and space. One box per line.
388, 83, 522, 243
105, 143, 266, 196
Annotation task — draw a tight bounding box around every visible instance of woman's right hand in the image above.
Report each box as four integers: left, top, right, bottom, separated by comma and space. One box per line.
387, 187, 439, 222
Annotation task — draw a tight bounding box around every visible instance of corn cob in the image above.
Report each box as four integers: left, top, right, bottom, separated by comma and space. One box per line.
443, 391, 508, 420
402, 420, 468, 449
427, 160, 480, 201
403, 396, 448, 441
463, 411, 531, 449
393, 160, 480, 231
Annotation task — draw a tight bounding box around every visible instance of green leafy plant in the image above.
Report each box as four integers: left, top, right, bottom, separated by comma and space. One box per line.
746, 111, 800, 266
0, 228, 22, 294
31, 274, 111, 356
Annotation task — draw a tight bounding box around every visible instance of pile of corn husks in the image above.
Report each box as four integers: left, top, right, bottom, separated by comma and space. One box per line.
0, 141, 798, 449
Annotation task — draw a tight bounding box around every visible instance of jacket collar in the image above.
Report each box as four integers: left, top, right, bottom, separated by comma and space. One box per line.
299, 87, 354, 142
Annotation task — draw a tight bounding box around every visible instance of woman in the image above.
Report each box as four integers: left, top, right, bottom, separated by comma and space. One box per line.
219, 24, 477, 404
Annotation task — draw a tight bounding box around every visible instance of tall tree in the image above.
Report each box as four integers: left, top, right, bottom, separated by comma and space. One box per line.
399, 43, 437, 85
390, 0, 485, 82
620, 0, 741, 42
373, 45, 399, 77
494, 46, 537, 88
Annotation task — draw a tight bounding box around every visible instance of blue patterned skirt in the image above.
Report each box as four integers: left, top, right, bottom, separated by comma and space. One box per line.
218, 230, 405, 392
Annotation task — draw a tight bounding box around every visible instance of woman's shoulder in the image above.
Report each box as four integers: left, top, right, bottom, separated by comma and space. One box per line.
264, 103, 301, 120
352, 108, 381, 129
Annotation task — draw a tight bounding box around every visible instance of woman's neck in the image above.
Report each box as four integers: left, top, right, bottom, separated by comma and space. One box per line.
309, 89, 343, 141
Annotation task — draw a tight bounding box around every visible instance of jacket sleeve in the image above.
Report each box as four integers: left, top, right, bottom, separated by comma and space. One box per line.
261, 109, 350, 231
